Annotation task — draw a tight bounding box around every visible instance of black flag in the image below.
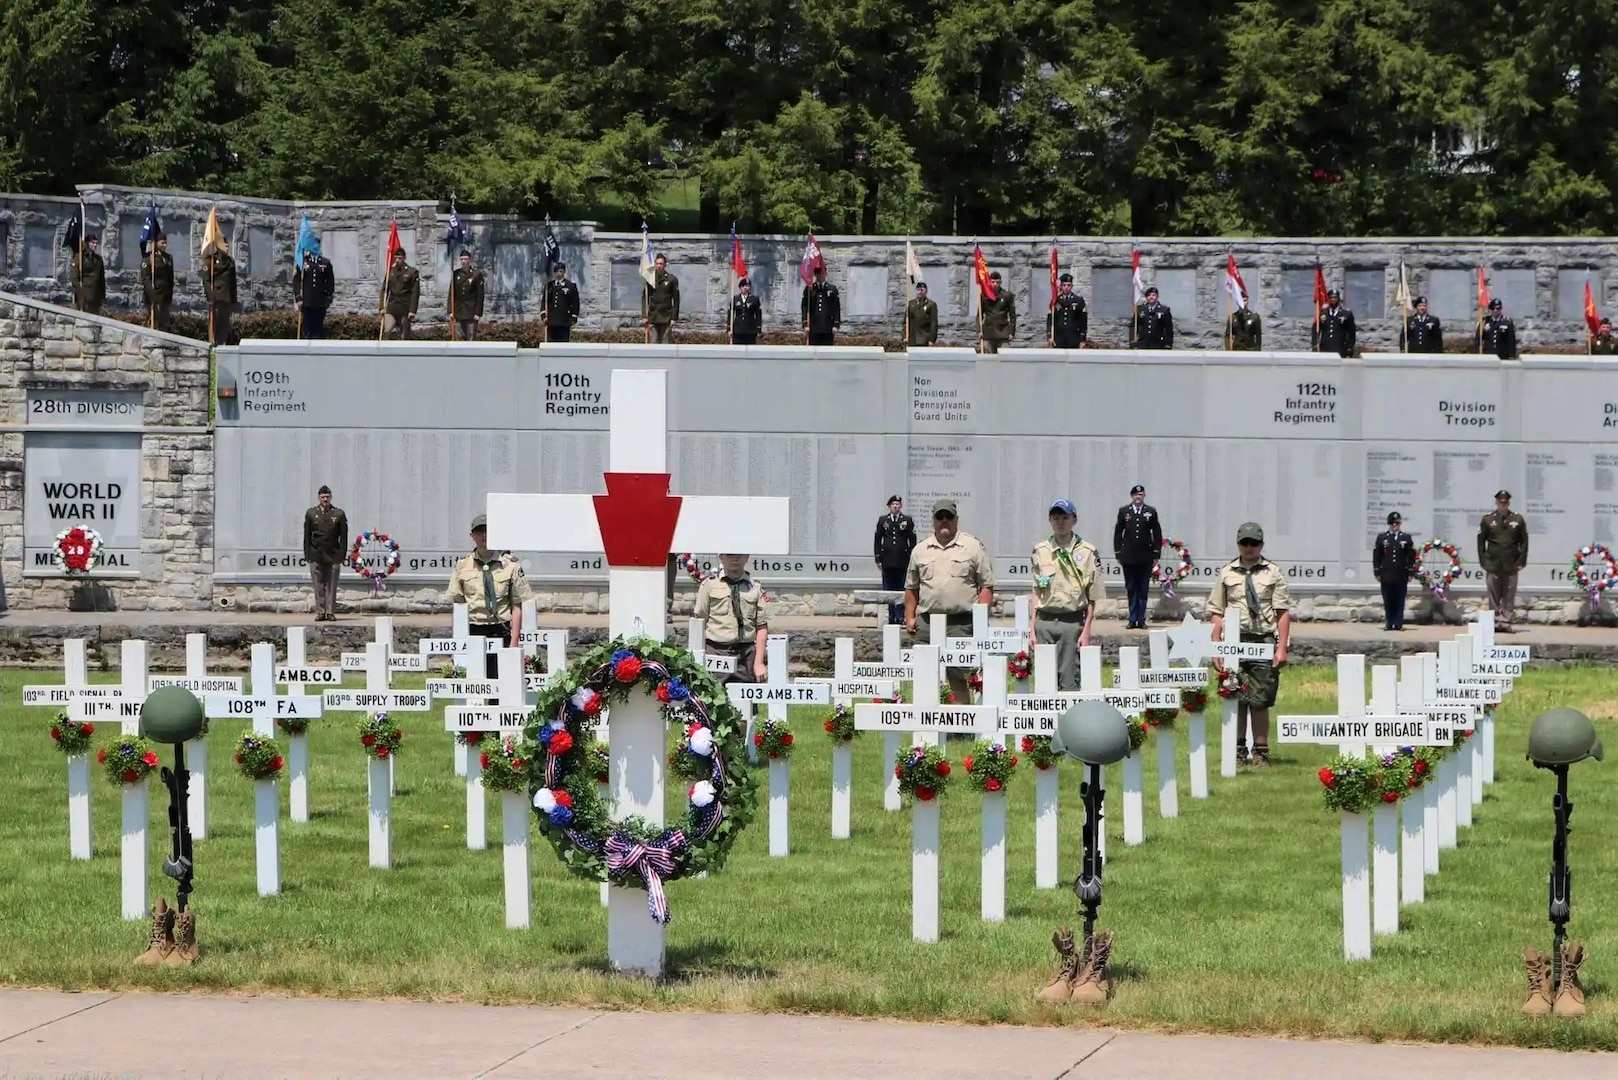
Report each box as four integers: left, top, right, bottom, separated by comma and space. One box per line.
62, 210, 82, 253
541, 222, 560, 277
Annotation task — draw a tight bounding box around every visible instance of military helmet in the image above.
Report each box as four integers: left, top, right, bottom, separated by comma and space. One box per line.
140, 686, 206, 745
1527, 707, 1604, 767
1053, 700, 1132, 765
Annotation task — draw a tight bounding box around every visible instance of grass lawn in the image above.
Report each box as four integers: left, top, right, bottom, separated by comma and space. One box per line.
2, 664, 1615, 1049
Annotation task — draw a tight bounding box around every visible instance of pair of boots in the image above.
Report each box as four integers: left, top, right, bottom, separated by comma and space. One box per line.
1238, 746, 1270, 768
1522, 943, 1585, 1017
134, 897, 199, 966
1037, 927, 1112, 1004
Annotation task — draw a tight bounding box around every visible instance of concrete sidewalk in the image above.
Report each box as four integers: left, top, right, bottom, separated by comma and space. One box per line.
0, 991, 1608, 1079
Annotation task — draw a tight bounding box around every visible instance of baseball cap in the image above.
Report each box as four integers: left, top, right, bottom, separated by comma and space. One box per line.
1387, 512, 1401, 524
470, 514, 487, 531
1049, 499, 1077, 516
1236, 522, 1264, 543
1495, 489, 1512, 501
932, 499, 957, 517
1130, 484, 1145, 495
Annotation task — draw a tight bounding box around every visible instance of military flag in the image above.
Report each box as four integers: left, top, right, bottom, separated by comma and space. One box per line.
379, 220, 402, 341
972, 242, 996, 302
446, 195, 471, 253
1224, 253, 1249, 310
730, 224, 748, 280
1131, 248, 1144, 305
1475, 266, 1489, 353
296, 217, 322, 264
61, 198, 85, 252
201, 206, 227, 257
1394, 260, 1412, 350
799, 233, 825, 285
1585, 278, 1601, 341
905, 240, 923, 286
138, 198, 161, 256
1048, 242, 1059, 310
640, 222, 657, 286
1312, 262, 1329, 329
541, 217, 560, 278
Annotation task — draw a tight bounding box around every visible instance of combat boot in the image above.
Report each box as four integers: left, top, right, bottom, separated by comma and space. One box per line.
1553, 942, 1586, 1018
1036, 927, 1079, 1003
164, 907, 199, 966
1070, 930, 1113, 1005
133, 897, 173, 966
1520, 947, 1553, 1016
1251, 746, 1271, 769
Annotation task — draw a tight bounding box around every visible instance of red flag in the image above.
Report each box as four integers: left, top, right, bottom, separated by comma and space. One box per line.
730, 226, 748, 280
973, 244, 997, 302
385, 221, 402, 264
798, 234, 824, 285
1477, 266, 1490, 313
1225, 253, 1249, 310
1049, 244, 1059, 309
1586, 281, 1601, 337
1312, 263, 1328, 325
1131, 249, 1144, 304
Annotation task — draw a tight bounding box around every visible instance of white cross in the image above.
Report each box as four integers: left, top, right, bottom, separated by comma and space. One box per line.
204, 643, 326, 738
1214, 616, 1273, 776
277, 625, 332, 823
35, 640, 93, 861
1275, 655, 1440, 756
824, 637, 898, 840
969, 601, 1023, 655
148, 633, 239, 840
483, 367, 790, 979
342, 616, 428, 674
1166, 613, 1215, 666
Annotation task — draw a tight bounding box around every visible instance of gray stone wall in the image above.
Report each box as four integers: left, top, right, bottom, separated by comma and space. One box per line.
0, 293, 214, 609
2, 185, 1616, 349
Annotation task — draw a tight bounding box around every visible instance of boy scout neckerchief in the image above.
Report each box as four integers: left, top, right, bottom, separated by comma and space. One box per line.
1039, 536, 1083, 589
1239, 561, 1266, 626
723, 576, 747, 631
477, 555, 501, 622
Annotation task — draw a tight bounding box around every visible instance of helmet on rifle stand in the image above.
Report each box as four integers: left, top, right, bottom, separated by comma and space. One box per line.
140, 686, 206, 745
1053, 700, 1131, 765
1527, 707, 1604, 767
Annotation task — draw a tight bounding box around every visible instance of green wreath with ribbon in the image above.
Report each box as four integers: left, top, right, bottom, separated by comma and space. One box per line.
526, 637, 758, 925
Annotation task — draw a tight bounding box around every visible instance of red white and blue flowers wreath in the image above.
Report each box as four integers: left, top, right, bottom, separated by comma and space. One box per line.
526, 637, 757, 925
348, 530, 401, 596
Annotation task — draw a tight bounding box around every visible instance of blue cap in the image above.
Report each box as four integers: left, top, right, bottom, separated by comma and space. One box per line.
1049, 499, 1077, 516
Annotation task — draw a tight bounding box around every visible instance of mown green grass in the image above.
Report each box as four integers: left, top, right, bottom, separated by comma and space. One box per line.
2, 665, 1615, 1048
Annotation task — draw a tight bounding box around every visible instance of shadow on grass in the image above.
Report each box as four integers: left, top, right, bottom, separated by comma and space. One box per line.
570, 939, 776, 984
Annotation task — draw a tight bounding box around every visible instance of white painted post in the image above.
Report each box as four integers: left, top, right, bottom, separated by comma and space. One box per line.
767, 635, 790, 857
883, 623, 904, 811
1188, 709, 1209, 799
1342, 811, 1371, 961
1396, 658, 1425, 906
374, 617, 397, 795
1032, 643, 1059, 889
1473, 611, 1498, 785
1118, 646, 1146, 846
1433, 648, 1459, 850
1148, 630, 1180, 819
1080, 645, 1106, 861
493, 647, 530, 929
1337, 653, 1367, 758
365, 642, 391, 870
912, 644, 941, 943
250, 642, 281, 897
980, 653, 1007, 922
1219, 618, 1239, 777
284, 626, 312, 823
183, 633, 210, 840
1416, 654, 1441, 875
453, 603, 471, 777
120, 640, 149, 921
64, 639, 92, 861
1369, 664, 1398, 936
1446, 638, 1476, 829
831, 638, 854, 840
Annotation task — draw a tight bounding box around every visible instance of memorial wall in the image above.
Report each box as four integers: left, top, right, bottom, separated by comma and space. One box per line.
213, 341, 1618, 601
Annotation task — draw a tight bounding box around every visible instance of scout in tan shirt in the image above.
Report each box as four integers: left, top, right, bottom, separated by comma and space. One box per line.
1205, 521, 1291, 767
693, 554, 768, 683
446, 514, 533, 677
905, 498, 994, 702
1029, 498, 1102, 691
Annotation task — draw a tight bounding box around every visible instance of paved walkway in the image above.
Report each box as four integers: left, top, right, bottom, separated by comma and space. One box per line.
0, 990, 1608, 1079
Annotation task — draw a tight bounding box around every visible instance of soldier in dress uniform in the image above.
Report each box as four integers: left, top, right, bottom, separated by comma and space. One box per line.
874, 495, 917, 625
543, 262, 580, 342
729, 276, 763, 345
1477, 490, 1528, 631
644, 254, 680, 343
905, 499, 995, 704
801, 263, 840, 345
906, 282, 938, 346
1372, 511, 1417, 631
1112, 484, 1162, 629
1030, 499, 1102, 691
140, 233, 175, 332
73, 234, 105, 315
293, 248, 335, 339
1226, 304, 1262, 350
383, 248, 420, 339
446, 514, 532, 677
1206, 522, 1291, 768
1133, 285, 1173, 349
203, 246, 238, 346
1593, 317, 1618, 355
1404, 296, 1443, 353
693, 554, 768, 683
979, 271, 1016, 353
1047, 273, 1088, 348
450, 249, 485, 341
1313, 288, 1356, 357
1477, 298, 1518, 358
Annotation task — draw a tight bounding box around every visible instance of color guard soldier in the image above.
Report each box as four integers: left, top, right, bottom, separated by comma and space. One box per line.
904, 498, 995, 703
979, 271, 1016, 353
1478, 490, 1528, 631
204, 245, 238, 345
1477, 298, 1518, 358
1226, 305, 1262, 350
1404, 296, 1443, 353
450, 249, 485, 341
1313, 288, 1356, 357
729, 276, 763, 345
383, 248, 420, 339
693, 554, 768, 683
801, 264, 840, 345
1133, 285, 1173, 349
293, 247, 335, 339
1112, 484, 1162, 629
874, 495, 917, 625
906, 282, 938, 346
1030, 498, 1102, 691
1048, 274, 1087, 348
644, 254, 680, 343
140, 233, 175, 332
543, 262, 580, 342
302, 485, 348, 621
1206, 522, 1291, 768
446, 514, 532, 677
73, 234, 105, 315
1372, 511, 1416, 631
1594, 317, 1618, 355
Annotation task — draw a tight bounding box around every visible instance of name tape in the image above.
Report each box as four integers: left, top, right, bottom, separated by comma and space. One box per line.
1482, 645, 1530, 661
321, 690, 432, 712
1276, 715, 1447, 746
704, 654, 737, 675
1436, 682, 1504, 704
518, 629, 563, 647
851, 663, 910, 680
426, 678, 501, 698
940, 647, 983, 667
726, 683, 832, 705
1215, 642, 1275, 660
203, 694, 325, 719
1469, 660, 1522, 678
341, 652, 428, 672
852, 703, 998, 733
275, 665, 343, 686
147, 675, 245, 694
444, 707, 530, 732
524, 674, 549, 692
1136, 669, 1210, 688
831, 679, 897, 699
417, 637, 495, 656
67, 699, 144, 721
998, 710, 1060, 735
24, 685, 125, 705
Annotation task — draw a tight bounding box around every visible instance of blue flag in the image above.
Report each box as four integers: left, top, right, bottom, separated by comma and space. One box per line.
295, 216, 322, 264
446, 195, 470, 251
138, 198, 161, 256
541, 220, 560, 277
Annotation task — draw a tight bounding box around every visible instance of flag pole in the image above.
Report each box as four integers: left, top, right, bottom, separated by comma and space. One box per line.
727, 224, 735, 345
148, 244, 155, 331
1224, 249, 1233, 350
295, 248, 303, 340
1476, 269, 1484, 355
449, 262, 457, 343
209, 256, 215, 346
378, 259, 388, 342
1588, 266, 1594, 356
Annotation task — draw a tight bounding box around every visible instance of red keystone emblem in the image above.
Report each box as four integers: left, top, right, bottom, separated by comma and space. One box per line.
593, 473, 683, 567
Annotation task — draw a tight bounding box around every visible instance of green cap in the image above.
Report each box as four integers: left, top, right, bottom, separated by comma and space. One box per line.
1237, 522, 1264, 543
470, 514, 487, 531
932, 499, 958, 517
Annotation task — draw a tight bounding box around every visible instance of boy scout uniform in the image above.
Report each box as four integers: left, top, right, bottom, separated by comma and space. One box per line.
693, 571, 767, 683
1205, 527, 1290, 709
1030, 532, 1103, 690
446, 514, 533, 677
905, 504, 995, 658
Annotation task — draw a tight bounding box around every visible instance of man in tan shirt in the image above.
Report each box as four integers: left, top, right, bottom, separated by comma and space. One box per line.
693, 554, 769, 683
446, 514, 532, 678
1029, 498, 1102, 690
1205, 521, 1291, 767
905, 498, 994, 702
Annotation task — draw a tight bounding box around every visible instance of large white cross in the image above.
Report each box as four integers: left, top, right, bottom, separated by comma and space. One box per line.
485, 368, 790, 979
63, 641, 149, 921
